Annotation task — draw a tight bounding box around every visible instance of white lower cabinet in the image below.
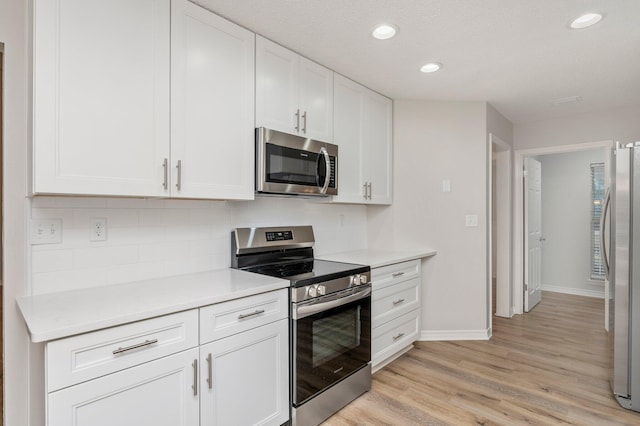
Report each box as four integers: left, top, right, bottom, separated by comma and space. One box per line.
371, 259, 422, 372
48, 348, 200, 426
200, 319, 289, 426
45, 289, 290, 425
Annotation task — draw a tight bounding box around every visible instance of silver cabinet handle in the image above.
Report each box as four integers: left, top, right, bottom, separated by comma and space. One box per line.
392, 298, 405, 305
238, 309, 265, 320
295, 109, 300, 131
392, 272, 405, 278
112, 338, 158, 355
175, 160, 182, 191
192, 359, 198, 396
367, 182, 372, 199
162, 158, 168, 190
393, 332, 405, 341
363, 182, 368, 199
302, 111, 307, 133
206, 353, 213, 389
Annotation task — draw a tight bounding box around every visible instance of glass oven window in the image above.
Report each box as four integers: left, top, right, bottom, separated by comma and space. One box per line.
312, 306, 361, 367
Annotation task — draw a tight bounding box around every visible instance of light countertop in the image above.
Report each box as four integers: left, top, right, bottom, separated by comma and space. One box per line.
17, 269, 289, 343
318, 248, 437, 269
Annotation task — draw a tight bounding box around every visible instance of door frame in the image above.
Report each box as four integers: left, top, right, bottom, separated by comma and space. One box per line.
489, 134, 512, 319
512, 140, 614, 314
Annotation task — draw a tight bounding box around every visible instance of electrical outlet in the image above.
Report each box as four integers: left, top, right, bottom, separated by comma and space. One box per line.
90, 218, 107, 241
31, 219, 63, 244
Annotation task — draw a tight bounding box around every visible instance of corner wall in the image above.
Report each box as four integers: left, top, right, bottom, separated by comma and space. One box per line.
0, 0, 31, 424
368, 100, 490, 339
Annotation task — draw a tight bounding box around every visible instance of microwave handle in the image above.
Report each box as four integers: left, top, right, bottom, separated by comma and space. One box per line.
319, 147, 331, 194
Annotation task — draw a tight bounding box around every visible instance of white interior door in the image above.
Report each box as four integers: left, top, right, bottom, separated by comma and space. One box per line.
524, 157, 543, 311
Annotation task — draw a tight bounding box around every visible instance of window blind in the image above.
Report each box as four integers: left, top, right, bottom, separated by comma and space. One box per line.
591, 162, 605, 280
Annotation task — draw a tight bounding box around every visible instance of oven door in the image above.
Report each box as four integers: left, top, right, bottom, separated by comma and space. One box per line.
256, 127, 337, 196
292, 285, 371, 406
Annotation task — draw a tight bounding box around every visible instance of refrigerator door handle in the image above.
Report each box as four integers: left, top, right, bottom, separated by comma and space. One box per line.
601, 188, 611, 278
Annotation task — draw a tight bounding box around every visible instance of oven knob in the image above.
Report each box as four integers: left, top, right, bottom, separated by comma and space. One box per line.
308, 286, 317, 297
359, 275, 367, 284
317, 285, 326, 296
350, 275, 360, 285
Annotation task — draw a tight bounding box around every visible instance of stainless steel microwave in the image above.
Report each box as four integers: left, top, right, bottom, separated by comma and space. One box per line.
255, 127, 338, 196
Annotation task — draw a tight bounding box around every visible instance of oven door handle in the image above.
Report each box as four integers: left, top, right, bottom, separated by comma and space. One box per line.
294, 286, 371, 320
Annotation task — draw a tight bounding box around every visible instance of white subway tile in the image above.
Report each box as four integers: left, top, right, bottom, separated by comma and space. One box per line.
32, 250, 74, 273
106, 198, 166, 209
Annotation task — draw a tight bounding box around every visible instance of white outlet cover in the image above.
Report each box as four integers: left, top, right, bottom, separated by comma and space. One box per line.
90, 218, 108, 241
465, 214, 479, 227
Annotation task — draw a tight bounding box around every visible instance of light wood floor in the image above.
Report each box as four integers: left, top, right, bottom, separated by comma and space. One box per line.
324, 291, 640, 425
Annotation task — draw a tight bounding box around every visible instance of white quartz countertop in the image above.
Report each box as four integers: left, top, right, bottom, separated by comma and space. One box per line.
17, 269, 290, 343
318, 248, 437, 268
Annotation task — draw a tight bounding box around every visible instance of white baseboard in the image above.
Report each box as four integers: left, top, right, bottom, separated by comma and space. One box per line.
418, 329, 491, 341
541, 285, 604, 299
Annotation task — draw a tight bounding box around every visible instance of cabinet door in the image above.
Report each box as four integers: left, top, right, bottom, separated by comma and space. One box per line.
48, 348, 199, 426
256, 36, 299, 136
200, 319, 289, 426
299, 58, 333, 142
332, 75, 365, 203
363, 90, 393, 205
33, 0, 170, 197
171, 0, 255, 200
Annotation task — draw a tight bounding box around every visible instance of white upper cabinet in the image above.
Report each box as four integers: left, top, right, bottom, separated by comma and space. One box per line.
33, 0, 255, 200
33, 0, 171, 197
170, 0, 255, 199
256, 36, 333, 142
332, 74, 393, 205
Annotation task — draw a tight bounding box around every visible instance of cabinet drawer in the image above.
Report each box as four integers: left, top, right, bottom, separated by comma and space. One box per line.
47, 310, 198, 392
372, 259, 420, 290
372, 309, 420, 367
200, 289, 288, 344
372, 278, 420, 328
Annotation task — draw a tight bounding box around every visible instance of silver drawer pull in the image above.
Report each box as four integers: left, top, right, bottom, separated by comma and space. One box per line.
392, 298, 406, 305
393, 332, 405, 341
192, 359, 198, 396
238, 309, 265, 320
112, 339, 158, 355
392, 272, 405, 278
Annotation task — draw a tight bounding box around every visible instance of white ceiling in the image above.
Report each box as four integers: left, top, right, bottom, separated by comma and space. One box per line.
196, 0, 640, 125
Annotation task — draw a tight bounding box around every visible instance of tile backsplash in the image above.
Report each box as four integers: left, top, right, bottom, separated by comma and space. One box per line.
30, 196, 368, 295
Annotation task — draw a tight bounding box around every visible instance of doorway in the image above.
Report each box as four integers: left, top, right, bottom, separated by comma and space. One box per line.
513, 140, 613, 315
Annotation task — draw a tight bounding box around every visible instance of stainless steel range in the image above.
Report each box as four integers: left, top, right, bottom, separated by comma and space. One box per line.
231, 226, 371, 426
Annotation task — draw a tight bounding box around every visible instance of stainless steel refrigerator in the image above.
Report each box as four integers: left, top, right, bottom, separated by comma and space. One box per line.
606, 141, 640, 411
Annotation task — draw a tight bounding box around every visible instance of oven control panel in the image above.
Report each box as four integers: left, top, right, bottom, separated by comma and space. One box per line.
265, 230, 293, 241
292, 271, 371, 303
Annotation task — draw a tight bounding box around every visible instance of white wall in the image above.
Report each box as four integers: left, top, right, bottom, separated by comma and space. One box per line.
1, 0, 32, 424
30, 196, 368, 295
538, 149, 606, 298
515, 104, 640, 150
368, 100, 490, 339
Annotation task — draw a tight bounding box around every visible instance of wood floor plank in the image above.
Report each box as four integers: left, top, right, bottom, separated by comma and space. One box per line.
323, 291, 640, 425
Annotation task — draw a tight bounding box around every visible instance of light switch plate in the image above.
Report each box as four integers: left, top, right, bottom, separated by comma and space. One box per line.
465, 215, 478, 227
31, 219, 63, 244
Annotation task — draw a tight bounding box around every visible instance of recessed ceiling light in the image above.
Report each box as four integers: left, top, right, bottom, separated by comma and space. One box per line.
570, 13, 603, 29
420, 62, 442, 73
372, 24, 398, 40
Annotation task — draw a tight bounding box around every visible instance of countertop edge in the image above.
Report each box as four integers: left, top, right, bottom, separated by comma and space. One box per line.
17, 270, 290, 343
317, 248, 437, 269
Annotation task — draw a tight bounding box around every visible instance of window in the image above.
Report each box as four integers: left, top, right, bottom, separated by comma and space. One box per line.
591, 162, 605, 280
